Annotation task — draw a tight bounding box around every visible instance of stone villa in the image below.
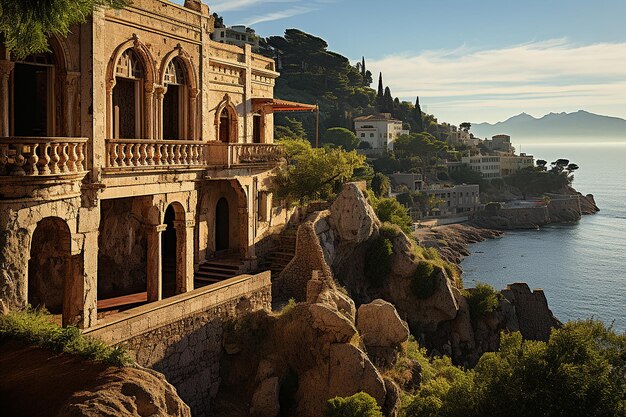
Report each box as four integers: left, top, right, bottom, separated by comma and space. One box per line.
0, 0, 315, 329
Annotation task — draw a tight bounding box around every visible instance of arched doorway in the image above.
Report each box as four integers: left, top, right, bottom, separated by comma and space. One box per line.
112, 49, 144, 139
163, 58, 186, 140
219, 108, 231, 143
215, 197, 230, 252
28, 217, 71, 315
162, 204, 177, 298
10, 52, 55, 136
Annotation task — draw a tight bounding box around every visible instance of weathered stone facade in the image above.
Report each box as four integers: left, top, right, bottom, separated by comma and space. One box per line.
0, 0, 298, 328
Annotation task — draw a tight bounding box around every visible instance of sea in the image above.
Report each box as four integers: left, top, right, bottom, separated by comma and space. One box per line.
460, 141, 626, 332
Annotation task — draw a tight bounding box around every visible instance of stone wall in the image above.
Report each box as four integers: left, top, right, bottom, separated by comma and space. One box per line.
98, 198, 148, 298
86, 272, 272, 417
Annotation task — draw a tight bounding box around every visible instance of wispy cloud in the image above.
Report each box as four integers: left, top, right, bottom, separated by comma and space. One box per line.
241, 5, 317, 26
366, 40, 626, 122
210, 0, 298, 13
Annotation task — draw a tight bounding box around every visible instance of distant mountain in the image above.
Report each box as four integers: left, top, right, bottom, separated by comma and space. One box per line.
471, 110, 626, 140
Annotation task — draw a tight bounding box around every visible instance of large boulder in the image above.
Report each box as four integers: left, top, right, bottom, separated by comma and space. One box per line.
309, 303, 357, 344
250, 377, 281, 417
501, 283, 560, 341
329, 182, 378, 244
327, 343, 387, 405
58, 367, 191, 417
356, 299, 409, 348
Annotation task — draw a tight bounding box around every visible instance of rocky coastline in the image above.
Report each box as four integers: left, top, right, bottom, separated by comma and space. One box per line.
472, 186, 599, 230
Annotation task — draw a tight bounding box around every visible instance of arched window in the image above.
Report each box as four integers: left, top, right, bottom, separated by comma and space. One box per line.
163, 58, 187, 140
113, 49, 144, 139
10, 52, 55, 136
219, 108, 231, 143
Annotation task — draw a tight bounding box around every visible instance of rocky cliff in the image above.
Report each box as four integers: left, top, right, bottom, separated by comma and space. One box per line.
216, 274, 409, 417
272, 183, 561, 367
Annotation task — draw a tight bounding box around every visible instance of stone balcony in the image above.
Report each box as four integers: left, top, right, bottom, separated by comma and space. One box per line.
104, 139, 283, 172
0, 137, 88, 200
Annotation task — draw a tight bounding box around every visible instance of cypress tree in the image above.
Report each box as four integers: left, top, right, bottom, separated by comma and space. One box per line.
383, 87, 394, 113
377, 73, 384, 98
414, 96, 425, 133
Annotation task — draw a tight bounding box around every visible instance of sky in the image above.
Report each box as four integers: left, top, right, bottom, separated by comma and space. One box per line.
176, 0, 626, 125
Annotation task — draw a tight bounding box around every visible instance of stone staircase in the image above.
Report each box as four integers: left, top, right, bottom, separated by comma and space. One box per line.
262, 227, 297, 276
194, 259, 246, 287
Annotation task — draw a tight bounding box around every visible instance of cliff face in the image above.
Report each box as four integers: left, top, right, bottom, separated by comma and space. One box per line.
0, 340, 190, 417
273, 183, 560, 367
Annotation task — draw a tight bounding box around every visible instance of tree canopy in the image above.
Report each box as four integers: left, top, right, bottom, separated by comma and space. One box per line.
271, 138, 366, 204
322, 127, 359, 151
0, 0, 129, 59
403, 320, 626, 417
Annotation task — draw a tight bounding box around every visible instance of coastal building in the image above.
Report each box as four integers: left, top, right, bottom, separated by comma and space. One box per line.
423, 184, 480, 217
483, 134, 515, 154
390, 173, 424, 192
354, 113, 407, 155
461, 154, 502, 178
0, 0, 315, 329
211, 25, 260, 52
500, 153, 535, 176
442, 123, 471, 146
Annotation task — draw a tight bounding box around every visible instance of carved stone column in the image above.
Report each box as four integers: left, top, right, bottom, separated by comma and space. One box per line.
145, 224, 167, 302
63, 71, 81, 137
0, 60, 15, 137
174, 219, 196, 294
145, 82, 156, 139
106, 79, 116, 138
154, 85, 166, 140
189, 87, 200, 140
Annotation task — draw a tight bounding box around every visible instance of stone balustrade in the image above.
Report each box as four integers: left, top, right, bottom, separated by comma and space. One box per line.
0, 137, 87, 176
203, 142, 284, 168
105, 139, 206, 169
230, 143, 284, 166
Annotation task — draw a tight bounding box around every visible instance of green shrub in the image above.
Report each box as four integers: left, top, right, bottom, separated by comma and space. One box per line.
278, 298, 297, 317
411, 262, 440, 299
379, 222, 402, 239
326, 392, 383, 417
0, 308, 131, 366
463, 283, 500, 318
364, 236, 393, 287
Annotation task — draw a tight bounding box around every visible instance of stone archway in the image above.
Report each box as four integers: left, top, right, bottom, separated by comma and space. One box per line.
161, 202, 188, 298
28, 217, 71, 316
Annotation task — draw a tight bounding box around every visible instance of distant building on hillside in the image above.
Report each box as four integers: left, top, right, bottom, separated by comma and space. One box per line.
461, 154, 502, 179
354, 113, 408, 155
500, 153, 535, 176
211, 25, 260, 51
416, 183, 480, 218
454, 152, 534, 178
390, 173, 424, 192
441, 123, 471, 146
483, 134, 515, 154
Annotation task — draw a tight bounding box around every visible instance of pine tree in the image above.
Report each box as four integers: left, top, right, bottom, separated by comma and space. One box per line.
413, 96, 425, 133
0, 0, 129, 59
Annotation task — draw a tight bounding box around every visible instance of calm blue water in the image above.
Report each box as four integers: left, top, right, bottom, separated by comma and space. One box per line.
461, 142, 626, 331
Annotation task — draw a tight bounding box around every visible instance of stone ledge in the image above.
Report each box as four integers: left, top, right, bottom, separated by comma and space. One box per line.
84, 271, 271, 345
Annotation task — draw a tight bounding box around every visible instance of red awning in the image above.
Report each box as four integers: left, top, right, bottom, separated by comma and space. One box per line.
252, 98, 318, 113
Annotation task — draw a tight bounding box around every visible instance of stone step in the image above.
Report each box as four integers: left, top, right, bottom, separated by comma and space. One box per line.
198, 263, 242, 273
